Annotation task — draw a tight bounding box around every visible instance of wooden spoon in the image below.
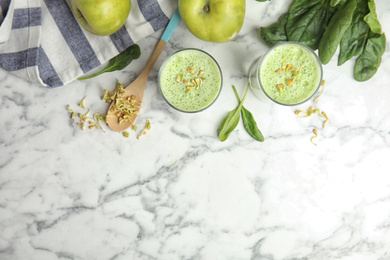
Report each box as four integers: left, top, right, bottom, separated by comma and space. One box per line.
106, 9, 181, 132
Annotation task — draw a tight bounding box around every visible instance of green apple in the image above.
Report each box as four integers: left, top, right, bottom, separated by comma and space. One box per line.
70, 0, 131, 36
179, 0, 245, 43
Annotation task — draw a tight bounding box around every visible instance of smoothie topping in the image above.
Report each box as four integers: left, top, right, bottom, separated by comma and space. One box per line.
273, 56, 304, 96
66, 81, 154, 139
76, 109, 91, 130
186, 66, 195, 74
295, 80, 329, 145
275, 83, 285, 96
294, 80, 326, 120
137, 120, 151, 139
311, 129, 318, 146
89, 113, 105, 132
67, 105, 76, 119
103, 81, 141, 125
67, 97, 106, 132
293, 65, 303, 77
79, 96, 87, 108
176, 65, 206, 95
176, 73, 183, 82
286, 78, 294, 86
321, 111, 329, 128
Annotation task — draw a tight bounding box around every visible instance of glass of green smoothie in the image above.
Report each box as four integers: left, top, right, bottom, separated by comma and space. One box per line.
249, 42, 323, 106
158, 48, 223, 113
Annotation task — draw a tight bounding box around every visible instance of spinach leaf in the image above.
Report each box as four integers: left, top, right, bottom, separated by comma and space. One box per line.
364, 0, 382, 34
233, 85, 264, 142
260, 13, 288, 47
218, 107, 242, 142
338, 0, 370, 65
318, 0, 357, 65
218, 85, 248, 142
286, 0, 337, 50
354, 33, 386, 82
241, 106, 264, 142
79, 44, 141, 80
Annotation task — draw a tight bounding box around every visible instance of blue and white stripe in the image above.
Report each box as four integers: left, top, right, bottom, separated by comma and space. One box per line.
0, 0, 176, 88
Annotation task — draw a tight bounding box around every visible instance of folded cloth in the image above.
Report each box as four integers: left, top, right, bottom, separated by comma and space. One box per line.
0, 0, 176, 88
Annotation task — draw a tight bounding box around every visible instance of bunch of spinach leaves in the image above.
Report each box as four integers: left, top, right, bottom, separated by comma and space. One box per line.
260, 0, 386, 82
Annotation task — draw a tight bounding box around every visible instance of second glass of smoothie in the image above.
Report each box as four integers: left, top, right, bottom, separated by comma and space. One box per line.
249, 42, 323, 106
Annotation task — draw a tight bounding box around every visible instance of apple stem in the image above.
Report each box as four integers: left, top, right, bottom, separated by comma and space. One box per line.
203, 4, 210, 13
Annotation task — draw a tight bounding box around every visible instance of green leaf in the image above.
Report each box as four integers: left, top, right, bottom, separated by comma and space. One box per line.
363, 0, 382, 34
232, 85, 264, 142
218, 107, 241, 142
260, 13, 289, 47
354, 33, 386, 81
79, 44, 141, 80
218, 85, 249, 142
241, 106, 264, 142
318, 0, 357, 64
286, 0, 337, 50
338, 0, 370, 65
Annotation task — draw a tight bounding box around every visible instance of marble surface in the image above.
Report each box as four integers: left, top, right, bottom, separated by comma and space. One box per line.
1, 1, 390, 259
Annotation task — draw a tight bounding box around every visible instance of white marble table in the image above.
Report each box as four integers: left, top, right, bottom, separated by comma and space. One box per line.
1, 1, 390, 259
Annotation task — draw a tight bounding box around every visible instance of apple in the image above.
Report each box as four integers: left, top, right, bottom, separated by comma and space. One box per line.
178, 0, 245, 43
70, 0, 131, 36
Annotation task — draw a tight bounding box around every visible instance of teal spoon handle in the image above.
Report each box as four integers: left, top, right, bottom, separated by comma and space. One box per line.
161, 8, 181, 43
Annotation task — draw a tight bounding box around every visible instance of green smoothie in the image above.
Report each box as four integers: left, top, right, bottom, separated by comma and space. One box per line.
159, 49, 222, 112
252, 43, 322, 105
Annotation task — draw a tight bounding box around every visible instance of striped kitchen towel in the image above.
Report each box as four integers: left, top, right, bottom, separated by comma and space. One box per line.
0, 0, 176, 88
